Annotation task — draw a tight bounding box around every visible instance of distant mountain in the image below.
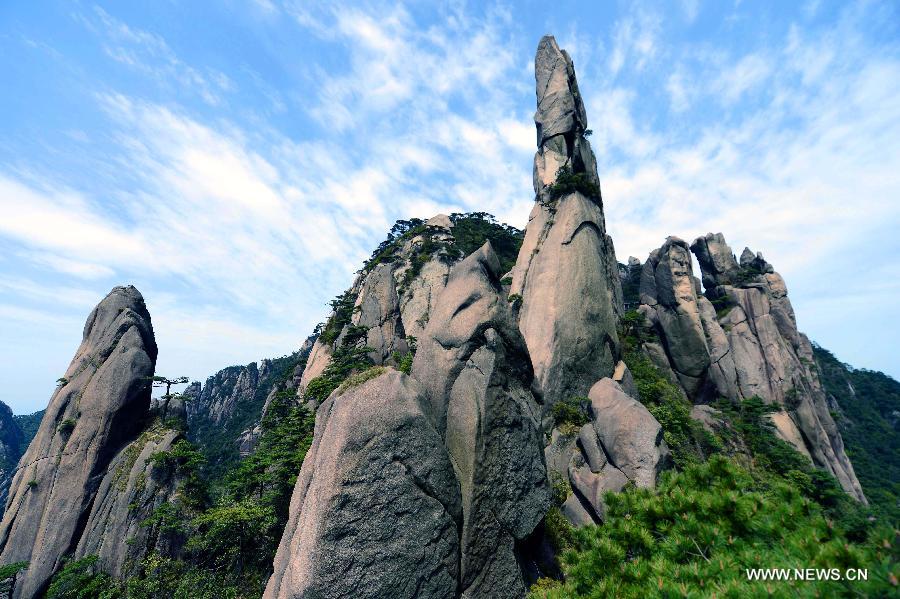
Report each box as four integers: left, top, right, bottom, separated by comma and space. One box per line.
814, 344, 900, 522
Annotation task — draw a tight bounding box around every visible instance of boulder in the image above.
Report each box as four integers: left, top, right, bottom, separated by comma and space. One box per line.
587, 379, 670, 489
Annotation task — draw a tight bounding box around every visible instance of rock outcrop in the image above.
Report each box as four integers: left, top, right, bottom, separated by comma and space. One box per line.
412, 242, 550, 597
0, 286, 159, 598
269, 244, 551, 598
265, 370, 462, 599
546, 378, 670, 525
691, 233, 865, 502
296, 216, 457, 404
636, 234, 865, 502
637, 237, 738, 402
74, 396, 189, 577
509, 35, 621, 410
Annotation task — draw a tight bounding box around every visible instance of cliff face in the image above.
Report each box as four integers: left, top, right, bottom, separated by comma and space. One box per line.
0, 286, 161, 598
509, 36, 621, 410
74, 396, 189, 578
0, 402, 25, 508
635, 234, 866, 502
186, 342, 312, 472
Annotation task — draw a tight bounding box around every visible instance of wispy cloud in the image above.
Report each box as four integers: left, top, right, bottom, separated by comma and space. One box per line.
1, 0, 898, 412
78, 6, 234, 105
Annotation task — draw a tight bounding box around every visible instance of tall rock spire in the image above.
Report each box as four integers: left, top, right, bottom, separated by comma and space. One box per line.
0, 286, 159, 598
510, 35, 622, 410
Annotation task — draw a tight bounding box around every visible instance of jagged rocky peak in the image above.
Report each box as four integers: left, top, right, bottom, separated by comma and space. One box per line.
186, 360, 268, 427
510, 35, 622, 410
636, 236, 738, 402
0, 286, 162, 598
269, 243, 551, 598
636, 233, 866, 502
296, 214, 459, 403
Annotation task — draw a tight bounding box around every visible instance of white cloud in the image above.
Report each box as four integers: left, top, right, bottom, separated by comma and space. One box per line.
715, 53, 771, 103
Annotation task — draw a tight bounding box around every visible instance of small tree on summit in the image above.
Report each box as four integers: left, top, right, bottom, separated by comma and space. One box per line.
148, 375, 190, 398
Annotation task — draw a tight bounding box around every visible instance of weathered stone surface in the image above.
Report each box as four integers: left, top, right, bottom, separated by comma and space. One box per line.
397, 222, 455, 341
412, 242, 550, 598
560, 493, 595, 527
510, 35, 620, 411
0, 286, 158, 598
690, 232, 740, 289
544, 427, 578, 478
296, 339, 332, 400
612, 360, 638, 398
264, 370, 462, 599
638, 237, 744, 403
75, 419, 186, 578
568, 460, 629, 521
353, 262, 407, 364
534, 36, 587, 146
640, 238, 711, 398
577, 424, 607, 473
688, 233, 866, 503
587, 379, 670, 489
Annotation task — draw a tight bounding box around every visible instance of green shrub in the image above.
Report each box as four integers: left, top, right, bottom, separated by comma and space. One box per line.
552, 397, 590, 434
529, 457, 899, 598
547, 165, 600, 202
508, 293, 523, 310
58, 418, 77, 435
318, 291, 358, 346
47, 556, 121, 599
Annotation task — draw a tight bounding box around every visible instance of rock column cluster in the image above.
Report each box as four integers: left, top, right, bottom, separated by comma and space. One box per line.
635, 234, 866, 502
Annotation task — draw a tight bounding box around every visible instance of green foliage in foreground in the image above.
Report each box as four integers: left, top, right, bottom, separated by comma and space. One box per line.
47, 556, 119, 599
530, 456, 899, 598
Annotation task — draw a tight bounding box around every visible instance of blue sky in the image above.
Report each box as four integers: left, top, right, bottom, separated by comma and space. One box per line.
1, 1, 898, 414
